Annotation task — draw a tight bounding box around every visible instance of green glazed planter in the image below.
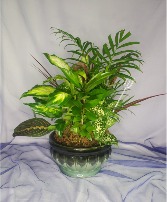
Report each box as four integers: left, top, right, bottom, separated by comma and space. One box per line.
49, 132, 111, 178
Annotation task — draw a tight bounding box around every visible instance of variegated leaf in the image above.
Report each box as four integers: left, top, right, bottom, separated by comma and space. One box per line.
13, 118, 51, 137
47, 91, 71, 106
21, 85, 56, 98
44, 53, 70, 70
25, 103, 62, 118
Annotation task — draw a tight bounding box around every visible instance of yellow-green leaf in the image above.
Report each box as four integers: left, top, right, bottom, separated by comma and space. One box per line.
21, 85, 56, 98
44, 53, 70, 70
47, 91, 71, 106
44, 53, 81, 88
25, 103, 62, 118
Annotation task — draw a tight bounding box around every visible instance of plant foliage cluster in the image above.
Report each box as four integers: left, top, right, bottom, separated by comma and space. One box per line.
13, 28, 145, 145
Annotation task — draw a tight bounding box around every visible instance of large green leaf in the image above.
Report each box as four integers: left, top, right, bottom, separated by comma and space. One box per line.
89, 88, 113, 99
25, 103, 62, 118
63, 69, 82, 88
44, 53, 82, 88
84, 99, 101, 108
21, 85, 56, 98
47, 91, 71, 106
13, 118, 51, 137
54, 119, 66, 131
85, 72, 114, 92
85, 110, 97, 121
71, 106, 81, 114
44, 53, 70, 70
77, 69, 87, 80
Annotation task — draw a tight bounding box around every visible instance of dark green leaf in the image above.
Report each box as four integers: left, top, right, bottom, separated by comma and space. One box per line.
119, 29, 125, 42
84, 99, 101, 108
13, 118, 50, 137
73, 100, 83, 108
85, 72, 114, 92
67, 50, 82, 56
112, 50, 141, 57
83, 41, 92, 53
72, 106, 81, 114
110, 58, 133, 66
118, 73, 135, 81
73, 116, 82, 122
76, 37, 82, 49
119, 31, 131, 43
123, 64, 142, 72
85, 111, 97, 121
85, 121, 95, 132
108, 35, 115, 53
103, 43, 112, 60
93, 49, 109, 63
55, 119, 66, 131
118, 42, 140, 49
89, 88, 109, 96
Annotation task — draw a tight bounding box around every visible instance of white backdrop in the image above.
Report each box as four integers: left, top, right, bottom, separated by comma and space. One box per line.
1, 0, 166, 146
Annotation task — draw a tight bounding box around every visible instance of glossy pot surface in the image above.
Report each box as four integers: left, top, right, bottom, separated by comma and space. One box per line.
49, 132, 111, 178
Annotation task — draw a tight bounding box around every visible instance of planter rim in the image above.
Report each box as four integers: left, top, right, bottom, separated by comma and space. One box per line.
49, 132, 111, 156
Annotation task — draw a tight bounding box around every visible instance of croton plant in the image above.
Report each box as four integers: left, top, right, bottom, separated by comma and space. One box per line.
13, 28, 164, 146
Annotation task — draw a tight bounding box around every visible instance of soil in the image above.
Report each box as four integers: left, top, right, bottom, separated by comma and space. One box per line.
54, 127, 99, 148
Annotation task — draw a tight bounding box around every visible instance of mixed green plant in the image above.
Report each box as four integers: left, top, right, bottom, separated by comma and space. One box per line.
13, 28, 163, 146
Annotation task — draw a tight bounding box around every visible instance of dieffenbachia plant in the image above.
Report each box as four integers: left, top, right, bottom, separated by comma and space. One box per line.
13, 28, 164, 145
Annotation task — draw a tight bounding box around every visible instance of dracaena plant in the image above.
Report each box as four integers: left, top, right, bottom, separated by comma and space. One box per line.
13, 28, 164, 146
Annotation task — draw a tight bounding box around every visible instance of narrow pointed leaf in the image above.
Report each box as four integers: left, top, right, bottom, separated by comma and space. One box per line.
103, 43, 112, 60
119, 31, 131, 43
119, 29, 125, 42
85, 72, 114, 92
83, 41, 91, 53
118, 42, 140, 49
108, 35, 115, 53
118, 73, 135, 81
115, 31, 120, 47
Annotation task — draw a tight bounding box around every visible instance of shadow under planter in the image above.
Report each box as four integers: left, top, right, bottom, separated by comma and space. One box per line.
49, 132, 111, 178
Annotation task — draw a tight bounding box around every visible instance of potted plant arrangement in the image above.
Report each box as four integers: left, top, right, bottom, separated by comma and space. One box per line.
13, 28, 164, 178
